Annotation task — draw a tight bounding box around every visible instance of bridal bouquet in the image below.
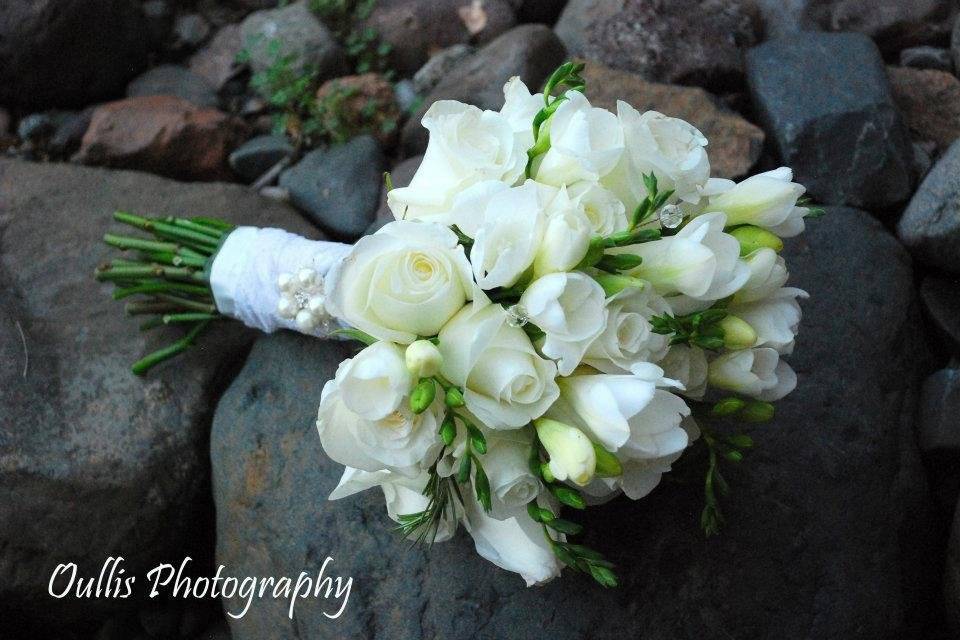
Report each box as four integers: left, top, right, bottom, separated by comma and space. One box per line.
96, 62, 814, 587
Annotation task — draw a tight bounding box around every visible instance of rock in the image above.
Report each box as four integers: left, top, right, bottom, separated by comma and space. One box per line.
315, 74, 402, 149
393, 79, 419, 114
803, 0, 956, 54
372, 154, 423, 233
279, 136, 384, 240
0, 158, 321, 634
0, 0, 150, 108
211, 207, 937, 639
583, 62, 764, 179
413, 44, 475, 95
746, 32, 914, 212
189, 24, 244, 92
0, 108, 8, 136
516, 0, 569, 24
920, 275, 960, 349
749, 0, 812, 39
173, 13, 212, 52
127, 65, 220, 109
952, 17, 960, 83
919, 368, 960, 458
912, 141, 935, 180
16, 113, 57, 142
143, 0, 174, 46
948, 500, 960, 634
48, 109, 94, 160
239, 0, 345, 80
898, 140, 960, 272
401, 24, 566, 156
228, 135, 295, 183
888, 66, 960, 153
582, 0, 760, 93
553, 0, 624, 56
74, 96, 248, 182
364, 0, 517, 75
900, 45, 954, 72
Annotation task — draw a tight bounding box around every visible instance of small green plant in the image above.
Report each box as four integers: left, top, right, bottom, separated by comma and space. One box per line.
311, 0, 392, 75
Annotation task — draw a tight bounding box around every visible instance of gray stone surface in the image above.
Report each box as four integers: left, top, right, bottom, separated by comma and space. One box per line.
279, 136, 384, 241
0, 159, 321, 634
919, 368, 960, 459
228, 134, 295, 183
747, 32, 914, 212
898, 140, 960, 273
901, 46, 954, 72
553, 0, 624, 57
240, 0, 345, 81
921, 275, 960, 348
126, 65, 219, 108
804, 0, 956, 54
413, 44, 474, 95
401, 24, 566, 156
211, 207, 937, 639
948, 497, 960, 635
582, 0, 760, 92
0, 0, 150, 109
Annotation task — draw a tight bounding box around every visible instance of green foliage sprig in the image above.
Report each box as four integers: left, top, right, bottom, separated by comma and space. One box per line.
651, 309, 728, 350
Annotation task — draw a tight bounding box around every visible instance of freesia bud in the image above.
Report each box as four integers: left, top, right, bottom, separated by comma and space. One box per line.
405, 339, 443, 378
711, 397, 746, 417
409, 378, 437, 414
592, 273, 646, 296
534, 418, 596, 486
708, 168, 805, 232
719, 315, 758, 350
592, 443, 623, 477
729, 225, 784, 256
439, 414, 457, 445
597, 253, 643, 272
740, 401, 775, 422
444, 386, 465, 408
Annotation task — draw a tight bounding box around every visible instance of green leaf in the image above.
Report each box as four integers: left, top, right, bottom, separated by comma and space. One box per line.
330, 327, 378, 345
546, 518, 583, 535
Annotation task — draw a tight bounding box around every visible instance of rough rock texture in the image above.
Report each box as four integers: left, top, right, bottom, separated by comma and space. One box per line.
583, 0, 760, 93
900, 46, 954, 72
363, 0, 517, 75
746, 33, 914, 212
749, 0, 811, 39
189, 24, 244, 92
279, 136, 384, 241
73, 96, 249, 181
898, 139, 960, 273
228, 135, 295, 183
918, 369, 960, 506
211, 207, 937, 639
0, 0, 150, 109
315, 74, 401, 149
401, 24, 566, 156
0, 159, 321, 635
921, 275, 960, 349
584, 63, 764, 179
413, 44, 475, 95
948, 499, 960, 634
126, 65, 220, 109
553, 0, 626, 56
888, 66, 960, 153
804, 0, 956, 54
240, 0, 345, 80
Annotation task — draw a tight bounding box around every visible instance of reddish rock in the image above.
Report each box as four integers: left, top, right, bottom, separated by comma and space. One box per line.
315, 73, 401, 149
73, 96, 248, 181
888, 66, 960, 153
188, 24, 243, 92
584, 62, 764, 179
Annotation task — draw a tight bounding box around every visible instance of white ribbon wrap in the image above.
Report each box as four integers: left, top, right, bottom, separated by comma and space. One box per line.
210, 226, 352, 336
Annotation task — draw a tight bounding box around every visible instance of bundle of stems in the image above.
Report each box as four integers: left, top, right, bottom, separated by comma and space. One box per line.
94, 211, 235, 376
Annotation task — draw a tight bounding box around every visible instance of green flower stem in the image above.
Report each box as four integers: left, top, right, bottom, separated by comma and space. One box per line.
139, 317, 164, 331
155, 293, 216, 313
166, 217, 224, 239
131, 320, 211, 376
95, 264, 205, 283
124, 301, 183, 316
114, 211, 220, 251
104, 233, 179, 254
190, 216, 234, 232
112, 281, 213, 300
162, 312, 219, 324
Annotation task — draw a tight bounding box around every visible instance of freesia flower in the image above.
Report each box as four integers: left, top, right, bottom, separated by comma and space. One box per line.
534, 418, 596, 486
708, 347, 797, 400
706, 168, 808, 237
729, 287, 808, 354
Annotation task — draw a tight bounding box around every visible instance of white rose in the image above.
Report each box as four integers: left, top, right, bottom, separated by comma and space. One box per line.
707, 167, 808, 237
462, 495, 562, 586
339, 341, 412, 421
583, 285, 671, 374
732, 248, 789, 304
534, 90, 624, 187
438, 299, 559, 429
471, 181, 551, 290
316, 367, 442, 475
499, 76, 543, 143
707, 347, 797, 401
387, 100, 527, 221
729, 287, 808, 354
603, 103, 710, 211
329, 467, 457, 542
445, 180, 509, 238
326, 221, 474, 344
532, 188, 593, 278
567, 181, 629, 236
658, 344, 708, 399
612, 212, 748, 300
519, 272, 607, 375
482, 426, 541, 520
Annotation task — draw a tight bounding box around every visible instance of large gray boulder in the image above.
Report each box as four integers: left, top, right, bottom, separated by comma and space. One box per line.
0, 159, 320, 634
898, 140, 960, 274
0, 0, 150, 108
211, 207, 937, 639
746, 32, 914, 213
